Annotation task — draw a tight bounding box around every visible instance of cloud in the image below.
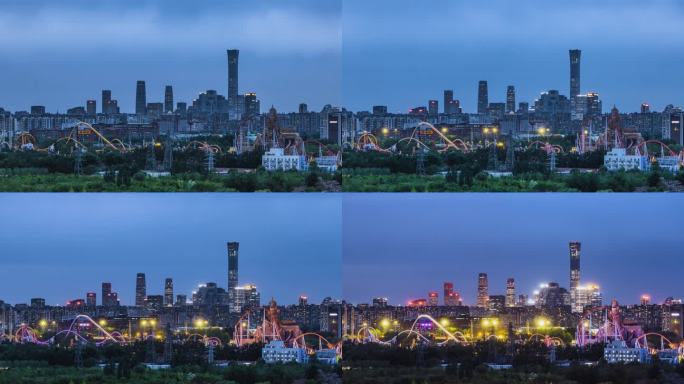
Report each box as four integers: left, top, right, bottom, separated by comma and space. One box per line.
343, 0, 684, 48
0, 2, 340, 56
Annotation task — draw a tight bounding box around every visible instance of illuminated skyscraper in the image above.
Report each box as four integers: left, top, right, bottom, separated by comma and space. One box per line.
227, 49, 239, 118
477, 81, 488, 114
569, 49, 581, 100
135, 80, 147, 115
101, 282, 111, 306
443, 90, 453, 114
227, 242, 239, 290
506, 86, 516, 113
428, 291, 439, 306
86, 292, 96, 308
477, 273, 489, 308
428, 100, 438, 116
135, 273, 147, 307
164, 278, 174, 307
505, 278, 516, 307
569, 241, 581, 312
164, 85, 174, 113
444, 282, 454, 305
86, 100, 96, 116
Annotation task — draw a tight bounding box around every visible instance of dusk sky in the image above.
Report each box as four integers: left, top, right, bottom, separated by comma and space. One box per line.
0, 0, 342, 113
342, 194, 683, 306
342, 0, 684, 113
1, 1, 683, 114
0, 194, 342, 306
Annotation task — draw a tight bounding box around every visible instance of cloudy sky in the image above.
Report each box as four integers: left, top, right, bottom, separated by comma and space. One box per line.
0, 0, 341, 113
0, 194, 342, 306
342, 193, 683, 306
0, 1, 682, 113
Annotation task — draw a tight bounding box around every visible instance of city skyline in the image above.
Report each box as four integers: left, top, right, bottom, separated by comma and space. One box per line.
0, 193, 342, 305
1, 1, 683, 114
342, 0, 684, 112
0, 0, 342, 113
342, 193, 683, 305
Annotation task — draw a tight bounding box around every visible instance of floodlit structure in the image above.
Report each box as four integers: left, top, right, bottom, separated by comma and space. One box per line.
261, 147, 308, 171
604, 148, 648, 171
604, 339, 650, 364
262, 340, 307, 364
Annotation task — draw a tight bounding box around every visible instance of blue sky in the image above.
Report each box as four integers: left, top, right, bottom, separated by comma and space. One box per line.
1, 1, 682, 114
342, 193, 683, 306
0, 194, 342, 306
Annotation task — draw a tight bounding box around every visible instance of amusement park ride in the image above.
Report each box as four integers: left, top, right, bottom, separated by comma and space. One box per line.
347, 302, 684, 361
235, 106, 341, 166
14, 121, 130, 153
354, 110, 684, 171
576, 107, 684, 167
234, 299, 342, 358
5, 302, 343, 361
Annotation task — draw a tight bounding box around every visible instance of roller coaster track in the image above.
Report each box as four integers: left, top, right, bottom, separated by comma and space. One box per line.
526, 141, 564, 154
13, 315, 127, 346
185, 333, 222, 346
185, 141, 223, 154
355, 122, 470, 153
14, 122, 126, 153
527, 333, 565, 347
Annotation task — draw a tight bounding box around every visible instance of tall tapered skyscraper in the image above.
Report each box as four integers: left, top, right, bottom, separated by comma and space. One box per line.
477, 81, 488, 114
569, 241, 581, 291
164, 85, 173, 113
227, 242, 239, 290
227, 49, 239, 117
569, 241, 582, 313
135, 272, 146, 307
135, 80, 147, 115
569, 49, 581, 99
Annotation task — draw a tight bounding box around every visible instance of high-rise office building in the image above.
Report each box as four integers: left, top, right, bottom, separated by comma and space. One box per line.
86, 292, 96, 308
569, 241, 581, 312
427, 291, 439, 306
135, 80, 147, 115
428, 100, 438, 116
569, 241, 581, 291
102, 90, 111, 114
228, 242, 239, 290
443, 282, 454, 305
299, 295, 309, 306
176, 294, 187, 306
477, 81, 488, 114
244, 92, 259, 116
86, 100, 96, 116
569, 49, 581, 100
506, 86, 516, 113
443, 90, 453, 114
477, 273, 489, 308
227, 49, 239, 117
505, 278, 516, 307
164, 278, 174, 307
102, 282, 111, 306
299, 103, 308, 114
135, 273, 147, 307
164, 85, 174, 113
